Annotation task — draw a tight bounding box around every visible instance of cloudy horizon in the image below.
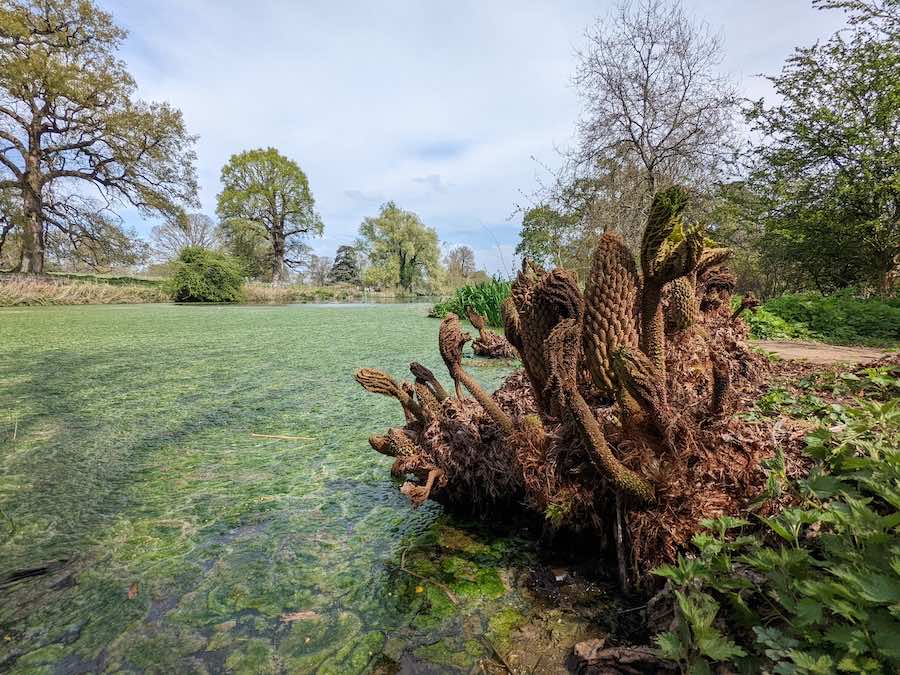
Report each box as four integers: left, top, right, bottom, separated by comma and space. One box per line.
105, 0, 848, 277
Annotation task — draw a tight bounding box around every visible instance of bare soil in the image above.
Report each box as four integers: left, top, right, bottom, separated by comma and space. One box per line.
754, 340, 894, 365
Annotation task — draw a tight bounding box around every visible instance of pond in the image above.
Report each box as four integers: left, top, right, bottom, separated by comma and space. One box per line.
0, 303, 622, 674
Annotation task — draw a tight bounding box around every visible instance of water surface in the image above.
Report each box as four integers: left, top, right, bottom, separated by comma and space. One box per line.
0, 303, 573, 673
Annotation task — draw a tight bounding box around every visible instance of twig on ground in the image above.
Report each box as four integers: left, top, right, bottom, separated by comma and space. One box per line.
251, 433, 314, 441
399, 547, 459, 605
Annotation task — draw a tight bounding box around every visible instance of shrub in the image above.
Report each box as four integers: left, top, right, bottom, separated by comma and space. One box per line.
746, 291, 900, 347
430, 278, 511, 327
166, 247, 245, 303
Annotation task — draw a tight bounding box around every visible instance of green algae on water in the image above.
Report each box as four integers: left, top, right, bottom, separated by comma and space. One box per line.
0, 303, 555, 673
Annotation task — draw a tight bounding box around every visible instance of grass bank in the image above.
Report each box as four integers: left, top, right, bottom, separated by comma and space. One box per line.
0, 274, 409, 307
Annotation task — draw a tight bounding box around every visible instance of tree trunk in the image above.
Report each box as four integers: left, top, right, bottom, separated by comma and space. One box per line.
20, 181, 44, 275
271, 233, 286, 284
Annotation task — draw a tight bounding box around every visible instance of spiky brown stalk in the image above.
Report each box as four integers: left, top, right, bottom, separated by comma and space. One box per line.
409, 362, 449, 402
613, 347, 679, 448
355, 368, 427, 425
516, 268, 584, 416
546, 318, 655, 503
665, 277, 699, 333
501, 296, 523, 354
466, 306, 517, 358
583, 231, 642, 398
401, 468, 444, 508
438, 314, 515, 435
368, 427, 418, 457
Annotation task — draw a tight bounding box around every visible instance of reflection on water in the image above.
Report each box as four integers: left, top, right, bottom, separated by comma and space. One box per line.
0, 303, 605, 673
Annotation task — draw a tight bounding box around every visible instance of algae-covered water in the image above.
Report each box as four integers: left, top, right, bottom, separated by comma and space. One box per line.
0, 304, 610, 674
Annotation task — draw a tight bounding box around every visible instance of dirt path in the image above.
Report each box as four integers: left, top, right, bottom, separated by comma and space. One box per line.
753, 340, 893, 365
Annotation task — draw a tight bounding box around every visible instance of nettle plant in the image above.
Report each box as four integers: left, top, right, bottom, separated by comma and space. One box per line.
654, 374, 900, 675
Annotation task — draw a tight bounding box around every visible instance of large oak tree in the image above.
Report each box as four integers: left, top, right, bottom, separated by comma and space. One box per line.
0, 0, 198, 273
216, 148, 322, 282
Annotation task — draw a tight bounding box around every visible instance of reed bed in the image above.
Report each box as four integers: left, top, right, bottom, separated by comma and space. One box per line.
241, 282, 364, 304
0, 277, 168, 306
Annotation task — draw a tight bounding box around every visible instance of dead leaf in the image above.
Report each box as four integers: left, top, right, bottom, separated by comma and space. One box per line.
281, 610, 320, 623
127, 582, 139, 600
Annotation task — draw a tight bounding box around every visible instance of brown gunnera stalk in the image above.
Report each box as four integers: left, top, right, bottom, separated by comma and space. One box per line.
438, 314, 514, 435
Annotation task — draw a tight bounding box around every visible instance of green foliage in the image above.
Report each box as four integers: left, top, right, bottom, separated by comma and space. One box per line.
515, 205, 581, 270
745, 1, 900, 293
329, 245, 361, 285
165, 246, 244, 303
358, 202, 442, 292
654, 369, 900, 675
217, 148, 322, 282
745, 291, 900, 346
0, 0, 198, 273
430, 278, 511, 328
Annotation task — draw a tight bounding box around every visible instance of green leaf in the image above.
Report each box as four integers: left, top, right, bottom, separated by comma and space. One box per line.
655, 631, 685, 660
697, 632, 747, 661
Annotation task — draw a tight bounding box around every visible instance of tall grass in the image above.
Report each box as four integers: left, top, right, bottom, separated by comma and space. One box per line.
430, 278, 511, 327
0, 277, 168, 306
242, 282, 366, 304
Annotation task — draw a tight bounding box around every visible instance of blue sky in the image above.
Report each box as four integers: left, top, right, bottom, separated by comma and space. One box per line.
104, 0, 847, 277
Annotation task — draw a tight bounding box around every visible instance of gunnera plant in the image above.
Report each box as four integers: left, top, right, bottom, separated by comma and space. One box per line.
355, 187, 784, 589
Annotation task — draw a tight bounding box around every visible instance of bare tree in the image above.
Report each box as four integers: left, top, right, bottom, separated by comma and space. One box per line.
445, 245, 477, 281
304, 254, 332, 286
567, 0, 738, 247
150, 213, 219, 261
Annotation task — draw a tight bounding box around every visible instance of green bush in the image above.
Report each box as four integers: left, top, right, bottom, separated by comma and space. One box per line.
746, 291, 900, 347
166, 247, 245, 303
654, 367, 900, 674
430, 278, 511, 328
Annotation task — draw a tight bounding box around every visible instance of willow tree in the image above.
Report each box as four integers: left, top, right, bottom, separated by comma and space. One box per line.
216, 148, 323, 283
0, 0, 198, 274
358, 202, 441, 292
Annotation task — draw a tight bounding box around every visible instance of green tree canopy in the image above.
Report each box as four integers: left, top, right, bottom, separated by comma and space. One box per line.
746, 0, 900, 293
216, 148, 323, 282
0, 0, 198, 274
358, 202, 441, 292
515, 204, 582, 272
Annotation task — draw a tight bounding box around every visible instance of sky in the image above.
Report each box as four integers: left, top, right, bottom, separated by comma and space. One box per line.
103, 0, 848, 277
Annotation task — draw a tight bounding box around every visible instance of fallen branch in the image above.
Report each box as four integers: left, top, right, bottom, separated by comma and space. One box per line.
399, 548, 459, 605
251, 433, 314, 441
